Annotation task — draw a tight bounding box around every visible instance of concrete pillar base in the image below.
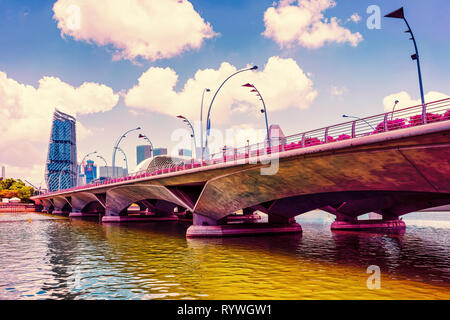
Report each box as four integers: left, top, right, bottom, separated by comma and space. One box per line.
69, 212, 103, 217
331, 219, 406, 232
102, 215, 178, 223
186, 223, 302, 238
52, 210, 69, 216
227, 213, 261, 223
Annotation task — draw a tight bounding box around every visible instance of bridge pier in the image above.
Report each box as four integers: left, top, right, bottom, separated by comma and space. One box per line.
331, 214, 406, 232
186, 213, 302, 238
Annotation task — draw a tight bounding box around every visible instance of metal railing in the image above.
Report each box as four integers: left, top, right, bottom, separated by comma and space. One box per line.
40, 98, 450, 197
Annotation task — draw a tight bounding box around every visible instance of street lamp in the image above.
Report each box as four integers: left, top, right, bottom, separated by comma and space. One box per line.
385, 7, 425, 106
200, 88, 210, 161
391, 100, 400, 120
112, 127, 141, 177
177, 115, 197, 159
138, 133, 154, 156
96, 155, 109, 178
342, 115, 375, 130
242, 83, 271, 148
204, 65, 258, 157
117, 147, 128, 173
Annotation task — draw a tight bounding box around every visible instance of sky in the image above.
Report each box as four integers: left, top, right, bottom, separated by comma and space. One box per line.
0, 0, 449, 188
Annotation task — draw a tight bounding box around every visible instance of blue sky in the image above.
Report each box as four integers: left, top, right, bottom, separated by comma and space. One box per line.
0, 0, 449, 185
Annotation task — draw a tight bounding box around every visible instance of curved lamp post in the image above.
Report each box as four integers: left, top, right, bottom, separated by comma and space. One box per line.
138, 133, 154, 159
177, 115, 197, 159
112, 127, 140, 177
391, 100, 400, 120
204, 65, 258, 158
242, 83, 271, 148
96, 155, 109, 179
385, 7, 425, 106
342, 115, 375, 130
200, 88, 210, 161
117, 147, 128, 173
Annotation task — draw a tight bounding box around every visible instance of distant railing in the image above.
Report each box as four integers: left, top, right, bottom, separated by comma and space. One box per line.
40, 98, 450, 197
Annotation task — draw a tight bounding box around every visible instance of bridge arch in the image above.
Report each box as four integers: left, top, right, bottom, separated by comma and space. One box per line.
105, 184, 193, 216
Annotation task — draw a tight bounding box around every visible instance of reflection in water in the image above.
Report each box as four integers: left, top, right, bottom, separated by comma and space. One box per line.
0, 212, 449, 299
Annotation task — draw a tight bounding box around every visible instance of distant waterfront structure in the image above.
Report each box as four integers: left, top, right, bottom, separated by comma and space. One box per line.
136, 145, 152, 166
99, 166, 127, 179
178, 148, 192, 157
153, 148, 168, 156
1, 166, 5, 179
84, 160, 97, 184
45, 109, 77, 191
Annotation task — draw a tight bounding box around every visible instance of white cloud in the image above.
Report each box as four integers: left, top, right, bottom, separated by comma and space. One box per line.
0, 71, 119, 182
346, 13, 361, 24
125, 56, 317, 125
330, 85, 346, 96
383, 91, 450, 112
263, 0, 363, 49
53, 0, 217, 62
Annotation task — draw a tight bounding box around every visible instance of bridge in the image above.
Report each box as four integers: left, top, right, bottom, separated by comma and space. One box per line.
32, 98, 450, 237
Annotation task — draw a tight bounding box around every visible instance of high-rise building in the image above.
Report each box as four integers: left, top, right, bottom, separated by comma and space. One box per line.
1, 166, 5, 179
153, 148, 168, 157
178, 148, 192, 157
99, 166, 127, 179
45, 109, 77, 191
84, 160, 97, 184
136, 145, 152, 165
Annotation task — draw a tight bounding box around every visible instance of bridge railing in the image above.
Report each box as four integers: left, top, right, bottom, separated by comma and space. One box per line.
41, 98, 450, 196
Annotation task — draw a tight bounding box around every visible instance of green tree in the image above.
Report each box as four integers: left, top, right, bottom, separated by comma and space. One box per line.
17, 186, 34, 202
0, 178, 16, 190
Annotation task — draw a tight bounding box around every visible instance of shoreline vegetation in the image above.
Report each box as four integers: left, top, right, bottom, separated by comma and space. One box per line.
0, 178, 34, 203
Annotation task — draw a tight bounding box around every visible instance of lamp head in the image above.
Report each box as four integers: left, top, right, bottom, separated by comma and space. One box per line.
136, 127, 141, 130
205, 88, 211, 92
342, 115, 348, 118
394, 100, 399, 104
250, 65, 258, 70
384, 7, 405, 19
138, 134, 145, 138
261, 109, 265, 113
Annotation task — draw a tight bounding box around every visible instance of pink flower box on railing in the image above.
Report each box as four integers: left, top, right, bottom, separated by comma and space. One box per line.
304, 137, 321, 147
337, 134, 351, 141
443, 110, 450, 121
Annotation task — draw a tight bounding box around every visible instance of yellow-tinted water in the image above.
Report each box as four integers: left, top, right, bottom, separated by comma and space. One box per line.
0, 212, 449, 299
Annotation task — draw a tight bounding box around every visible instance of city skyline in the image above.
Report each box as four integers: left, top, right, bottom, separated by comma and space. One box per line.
1, 0, 449, 186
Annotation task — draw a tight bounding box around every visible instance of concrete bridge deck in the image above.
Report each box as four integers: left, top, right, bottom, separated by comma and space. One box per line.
32, 99, 450, 237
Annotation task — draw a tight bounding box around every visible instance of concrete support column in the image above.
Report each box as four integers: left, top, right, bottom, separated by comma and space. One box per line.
331, 212, 405, 232
186, 212, 301, 238
268, 213, 297, 224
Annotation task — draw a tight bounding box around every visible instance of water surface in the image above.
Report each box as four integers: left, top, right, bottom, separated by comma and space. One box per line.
0, 211, 449, 299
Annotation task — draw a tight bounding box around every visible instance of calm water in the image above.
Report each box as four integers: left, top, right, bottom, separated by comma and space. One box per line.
0, 211, 449, 300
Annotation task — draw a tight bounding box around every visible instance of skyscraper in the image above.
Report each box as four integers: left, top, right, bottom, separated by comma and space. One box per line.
153, 148, 168, 157
84, 160, 97, 184
45, 109, 77, 191
136, 145, 152, 165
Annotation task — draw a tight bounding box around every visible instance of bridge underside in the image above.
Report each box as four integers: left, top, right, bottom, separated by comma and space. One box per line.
34, 126, 450, 236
